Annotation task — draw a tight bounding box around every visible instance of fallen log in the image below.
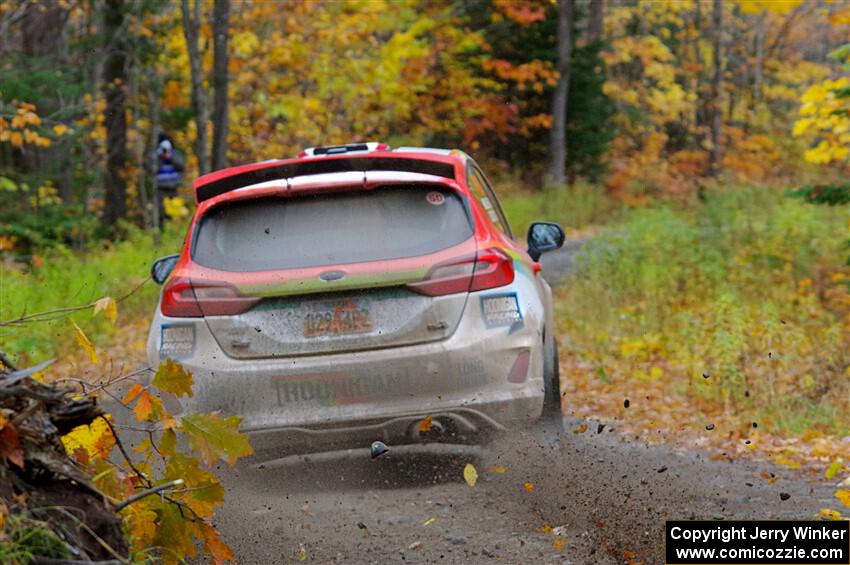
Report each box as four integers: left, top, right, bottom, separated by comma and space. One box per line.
0, 359, 129, 563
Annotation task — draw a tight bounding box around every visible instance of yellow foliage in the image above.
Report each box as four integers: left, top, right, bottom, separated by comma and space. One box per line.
72, 322, 100, 364
736, 0, 801, 14
232, 31, 260, 58
794, 76, 850, 165
164, 196, 190, 219
61, 415, 115, 460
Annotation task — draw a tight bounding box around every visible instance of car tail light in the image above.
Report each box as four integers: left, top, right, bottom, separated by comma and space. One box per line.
469, 249, 515, 292
408, 249, 514, 296
161, 277, 260, 317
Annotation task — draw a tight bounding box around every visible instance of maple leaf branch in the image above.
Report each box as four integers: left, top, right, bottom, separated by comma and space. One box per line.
59, 365, 153, 395
100, 414, 153, 489
114, 478, 184, 512
147, 428, 167, 463
0, 276, 150, 327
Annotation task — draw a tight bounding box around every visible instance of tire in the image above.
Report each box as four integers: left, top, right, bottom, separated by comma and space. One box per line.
541, 339, 563, 431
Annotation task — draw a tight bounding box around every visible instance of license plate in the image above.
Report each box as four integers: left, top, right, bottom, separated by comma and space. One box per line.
303, 298, 373, 337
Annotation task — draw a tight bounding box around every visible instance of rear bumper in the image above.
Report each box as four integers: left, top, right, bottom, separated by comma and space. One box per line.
247, 407, 506, 460
147, 286, 547, 456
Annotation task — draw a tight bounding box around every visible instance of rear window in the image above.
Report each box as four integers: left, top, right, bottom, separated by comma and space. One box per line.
192, 186, 473, 272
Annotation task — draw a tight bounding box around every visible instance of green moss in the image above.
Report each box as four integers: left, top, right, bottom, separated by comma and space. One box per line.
0, 515, 70, 564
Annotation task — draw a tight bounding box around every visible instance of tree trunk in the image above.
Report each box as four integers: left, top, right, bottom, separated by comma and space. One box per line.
588, 0, 603, 44
708, 0, 723, 178
22, 2, 65, 56
21, 2, 72, 202
148, 80, 163, 246
181, 0, 209, 176
102, 0, 128, 227
547, 0, 574, 187
753, 11, 765, 106
211, 0, 230, 171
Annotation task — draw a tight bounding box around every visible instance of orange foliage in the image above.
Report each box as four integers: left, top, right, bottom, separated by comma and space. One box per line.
492, 0, 547, 26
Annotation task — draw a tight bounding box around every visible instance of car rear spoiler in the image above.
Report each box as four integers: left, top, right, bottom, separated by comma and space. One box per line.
193, 156, 456, 204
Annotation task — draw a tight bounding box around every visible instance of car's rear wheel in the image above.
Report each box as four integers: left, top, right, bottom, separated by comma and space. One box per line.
541, 339, 563, 431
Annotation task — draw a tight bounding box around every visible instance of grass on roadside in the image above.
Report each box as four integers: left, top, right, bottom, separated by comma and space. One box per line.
500, 182, 620, 237
555, 187, 850, 440
0, 223, 185, 365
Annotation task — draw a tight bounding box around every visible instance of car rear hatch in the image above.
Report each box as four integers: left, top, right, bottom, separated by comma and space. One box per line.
183, 184, 479, 358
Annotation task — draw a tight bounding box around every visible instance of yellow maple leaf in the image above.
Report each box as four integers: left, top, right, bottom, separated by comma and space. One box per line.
123, 383, 145, 404
93, 296, 118, 325
463, 463, 478, 487
771, 454, 801, 469
819, 508, 843, 521
133, 391, 162, 422
73, 322, 99, 364
61, 415, 115, 460
152, 358, 194, 398
126, 506, 158, 551
523, 481, 535, 492
201, 521, 234, 564
165, 453, 225, 518
825, 460, 843, 481
834, 489, 850, 507
181, 413, 253, 466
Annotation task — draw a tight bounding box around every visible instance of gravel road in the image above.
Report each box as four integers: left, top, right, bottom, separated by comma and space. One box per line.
172, 244, 836, 564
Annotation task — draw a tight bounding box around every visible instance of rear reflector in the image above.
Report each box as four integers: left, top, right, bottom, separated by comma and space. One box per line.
407, 249, 514, 296
161, 277, 260, 318
507, 350, 531, 383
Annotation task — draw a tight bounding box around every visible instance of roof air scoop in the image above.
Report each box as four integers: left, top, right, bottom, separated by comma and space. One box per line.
299, 142, 389, 158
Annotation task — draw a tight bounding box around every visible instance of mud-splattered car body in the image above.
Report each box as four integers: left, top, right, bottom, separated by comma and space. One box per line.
146, 143, 564, 459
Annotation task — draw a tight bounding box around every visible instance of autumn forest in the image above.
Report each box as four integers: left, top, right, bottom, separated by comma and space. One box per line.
1, 0, 849, 563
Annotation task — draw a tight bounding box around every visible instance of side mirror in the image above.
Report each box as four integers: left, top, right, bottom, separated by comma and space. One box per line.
527, 222, 565, 261
151, 254, 180, 285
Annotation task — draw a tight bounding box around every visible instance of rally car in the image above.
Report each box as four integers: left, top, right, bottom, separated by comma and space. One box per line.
146, 143, 565, 459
